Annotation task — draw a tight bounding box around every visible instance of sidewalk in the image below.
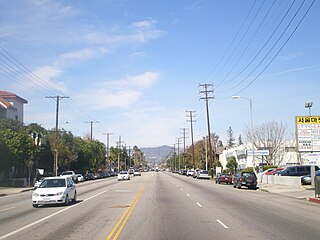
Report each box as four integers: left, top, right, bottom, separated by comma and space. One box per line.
258, 183, 320, 204
0, 187, 34, 197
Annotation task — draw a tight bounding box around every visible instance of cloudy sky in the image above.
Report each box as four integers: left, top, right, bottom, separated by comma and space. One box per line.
1, 0, 319, 148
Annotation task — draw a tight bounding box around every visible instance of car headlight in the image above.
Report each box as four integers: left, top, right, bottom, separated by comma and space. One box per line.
32, 192, 39, 197
55, 192, 64, 196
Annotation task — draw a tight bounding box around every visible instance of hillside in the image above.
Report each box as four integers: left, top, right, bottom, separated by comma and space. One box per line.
140, 145, 173, 164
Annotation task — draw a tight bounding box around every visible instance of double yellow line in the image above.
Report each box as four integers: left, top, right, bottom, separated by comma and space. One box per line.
106, 188, 144, 240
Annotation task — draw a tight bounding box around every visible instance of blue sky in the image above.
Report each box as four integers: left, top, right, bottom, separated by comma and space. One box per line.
1, 0, 319, 148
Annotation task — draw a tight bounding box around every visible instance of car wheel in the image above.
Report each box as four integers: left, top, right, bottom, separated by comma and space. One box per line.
64, 195, 69, 206
32, 204, 39, 208
73, 191, 77, 203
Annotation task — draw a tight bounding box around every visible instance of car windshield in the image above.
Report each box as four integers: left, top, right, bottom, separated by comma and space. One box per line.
39, 179, 66, 188
61, 172, 72, 175
200, 171, 208, 174
120, 171, 128, 174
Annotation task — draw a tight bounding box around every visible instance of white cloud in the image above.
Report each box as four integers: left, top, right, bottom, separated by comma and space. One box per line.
31, 65, 66, 92
77, 71, 160, 110
132, 19, 157, 29
108, 71, 159, 90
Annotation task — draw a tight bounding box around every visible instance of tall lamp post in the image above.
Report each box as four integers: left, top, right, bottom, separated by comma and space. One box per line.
232, 96, 255, 171
305, 102, 313, 116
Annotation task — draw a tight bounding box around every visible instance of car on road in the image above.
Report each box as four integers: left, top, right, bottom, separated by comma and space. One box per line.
301, 170, 320, 185
32, 176, 77, 208
128, 168, 134, 175
278, 165, 319, 176
233, 171, 257, 189
84, 172, 94, 181
117, 171, 130, 181
133, 169, 141, 176
197, 170, 210, 180
60, 170, 78, 183
77, 174, 85, 182
186, 169, 194, 177
215, 174, 232, 184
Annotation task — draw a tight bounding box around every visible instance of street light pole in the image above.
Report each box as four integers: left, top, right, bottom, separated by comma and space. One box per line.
232, 96, 255, 171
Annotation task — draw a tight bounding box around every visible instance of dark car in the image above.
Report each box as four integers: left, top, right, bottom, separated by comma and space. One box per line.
233, 171, 257, 189
216, 174, 233, 184
84, 173, 94, 181
279, 165, 319, 176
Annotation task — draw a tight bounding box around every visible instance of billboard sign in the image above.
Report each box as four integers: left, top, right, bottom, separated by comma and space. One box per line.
246, 150, 269, 156
296, 116, 320, 152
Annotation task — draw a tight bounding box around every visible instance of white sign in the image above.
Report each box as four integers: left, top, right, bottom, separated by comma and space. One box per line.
37, 169, 44, 175
246, 150, 269, 156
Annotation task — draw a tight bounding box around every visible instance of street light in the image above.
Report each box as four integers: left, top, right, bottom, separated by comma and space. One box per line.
305, 102, 313, 116
232, 95, 255, 171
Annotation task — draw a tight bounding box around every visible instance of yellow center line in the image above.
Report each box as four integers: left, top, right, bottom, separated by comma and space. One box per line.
106, 188, 144, 240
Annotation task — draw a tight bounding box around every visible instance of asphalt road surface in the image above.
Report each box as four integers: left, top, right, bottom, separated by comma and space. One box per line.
0, 172, 319, 240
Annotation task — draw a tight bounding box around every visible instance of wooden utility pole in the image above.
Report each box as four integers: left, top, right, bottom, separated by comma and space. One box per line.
46, 95, 69, 176
180, 127, 188, 168
85, 121, 100, 141
199, 84, 214, 176
186, 110, 196, 170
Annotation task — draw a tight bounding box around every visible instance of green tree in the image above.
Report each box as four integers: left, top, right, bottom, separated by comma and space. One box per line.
226, 126, 235, 148
226, 156, 238, 174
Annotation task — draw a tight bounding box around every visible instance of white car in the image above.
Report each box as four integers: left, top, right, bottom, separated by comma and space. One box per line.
187, 170, 194, 176
133, 169, 141, 176
77, 174, 85, 182
117, 171, 130, 181
197, 170, 210, 180
32, 176, 77, 208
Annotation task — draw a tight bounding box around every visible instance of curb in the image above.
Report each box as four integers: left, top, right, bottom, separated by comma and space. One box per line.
307, 197, 320, 204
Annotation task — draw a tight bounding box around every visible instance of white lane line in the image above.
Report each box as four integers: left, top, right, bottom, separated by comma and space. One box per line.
217, 219, 229, 229
196, 202, 202, 208
180, 188, 183, 191
0, 189, 109, 240
186, 193, 190, 197
0, 207, 15, 212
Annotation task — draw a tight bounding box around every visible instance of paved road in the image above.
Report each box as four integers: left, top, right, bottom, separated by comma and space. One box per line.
0, 172, 319, 240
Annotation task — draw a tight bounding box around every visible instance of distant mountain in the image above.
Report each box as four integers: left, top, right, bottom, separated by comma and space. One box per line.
141, 145, 173, 164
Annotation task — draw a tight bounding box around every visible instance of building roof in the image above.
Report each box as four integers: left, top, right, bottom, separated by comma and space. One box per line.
0, 97, 17, 109
0, 91, 28, 103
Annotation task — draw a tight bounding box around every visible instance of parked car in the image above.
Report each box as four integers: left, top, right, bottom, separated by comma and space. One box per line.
187, 169, 194, 177
197, 170, 210, 180
32, 176, 77, 208
77, 174, 85, 182
278, 165, 319, 176
233, 171, 257, 189
84, 173, 94, 181
301, 170, 320, 185
60, 170, 78, 183
128, 168, 134, 175
269, 167, 285, 175
216, 174, 232, 184
34, 177, 45, 189
117, 171, 130, 181
133, 169, 141, 176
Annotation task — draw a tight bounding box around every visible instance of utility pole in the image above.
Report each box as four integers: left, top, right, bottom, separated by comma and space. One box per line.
186, 110, 196, 171
117, 135, 124, 172
173, 144, 176, 171
46, 95, 69, 176
102, 132, 113, 157
199, 84, 214, 176
176, 138, 182, 170
103, 132, 113, 170
85, 121, 100, 141
180, 128, 188, 169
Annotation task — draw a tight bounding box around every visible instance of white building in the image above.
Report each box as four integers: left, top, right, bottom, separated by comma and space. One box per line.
0, 91, 28, 123
220, 141, 300, 170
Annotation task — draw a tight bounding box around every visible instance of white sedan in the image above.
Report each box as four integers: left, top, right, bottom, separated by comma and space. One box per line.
32, 176, 77, 208
117, 171, 130, 181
